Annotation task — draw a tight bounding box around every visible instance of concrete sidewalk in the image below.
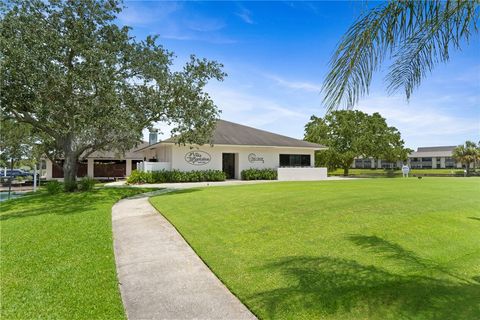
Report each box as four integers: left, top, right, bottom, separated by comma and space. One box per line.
106, 176, 358, 189
112, 194, 256, 320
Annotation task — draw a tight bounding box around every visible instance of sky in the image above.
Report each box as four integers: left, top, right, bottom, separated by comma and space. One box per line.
118, 1, 480, 150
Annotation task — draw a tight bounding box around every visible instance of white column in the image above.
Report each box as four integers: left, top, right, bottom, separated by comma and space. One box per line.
377, 159, 382, 168
432, 157, 437, 169
87, 158, 94, 178
46, 159, 53, 179
440, 157, 446, 168
371, 159, 375, 169
33, 164, 37, 192
126, 159, 132, 176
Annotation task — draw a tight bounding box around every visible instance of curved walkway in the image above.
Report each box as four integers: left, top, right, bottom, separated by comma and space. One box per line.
112, 193, 256, 320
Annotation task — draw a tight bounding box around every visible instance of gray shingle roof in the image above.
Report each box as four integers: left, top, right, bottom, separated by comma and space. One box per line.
416, 146, 456, 152
409, 146, 457, 158
87, 141, 148, 159
148, 120, 325, 149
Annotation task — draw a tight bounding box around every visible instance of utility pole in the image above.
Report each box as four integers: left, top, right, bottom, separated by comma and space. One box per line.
7, 158, 13, 200
33, 162, 38, 192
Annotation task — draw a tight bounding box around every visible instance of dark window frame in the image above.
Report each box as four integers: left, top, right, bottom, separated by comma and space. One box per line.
279, 154, 311, 167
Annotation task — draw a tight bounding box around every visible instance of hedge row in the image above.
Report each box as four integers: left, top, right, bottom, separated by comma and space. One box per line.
127, 169, 226, 184
241, 168, 277, 180
45, 177, 96, 194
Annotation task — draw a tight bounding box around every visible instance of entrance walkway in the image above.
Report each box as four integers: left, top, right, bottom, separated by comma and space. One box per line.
112, 193, 256, 320
106, 176, 357, 189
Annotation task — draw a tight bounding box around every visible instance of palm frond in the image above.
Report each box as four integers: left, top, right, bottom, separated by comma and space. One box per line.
322, 0, 479, 111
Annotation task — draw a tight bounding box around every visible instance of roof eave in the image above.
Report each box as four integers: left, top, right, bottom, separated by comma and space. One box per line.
138, 142, 326, 151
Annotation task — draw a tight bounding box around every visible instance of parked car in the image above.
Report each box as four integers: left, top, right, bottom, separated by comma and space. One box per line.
0, 169, 34, 179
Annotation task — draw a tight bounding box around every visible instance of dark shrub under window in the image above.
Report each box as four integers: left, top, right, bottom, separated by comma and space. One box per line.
279, 154, 311, 167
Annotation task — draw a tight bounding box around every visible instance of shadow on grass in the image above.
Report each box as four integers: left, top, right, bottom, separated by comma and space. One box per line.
346, 234, 472, 283
347, 234, 427, 269
0, 188, 140, 221
158, 188, 203, 196
250, 237, 480, 319
468, 217, 480, 222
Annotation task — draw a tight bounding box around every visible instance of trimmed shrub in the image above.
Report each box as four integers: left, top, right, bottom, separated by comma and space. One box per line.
78, 177, 96, 191
46, 180, 63, 194
241, 168, 277, 180
127, 169, 226, 184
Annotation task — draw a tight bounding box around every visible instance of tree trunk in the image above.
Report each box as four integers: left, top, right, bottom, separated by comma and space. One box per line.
343, 166, 349, 176
63, 151, 78, 192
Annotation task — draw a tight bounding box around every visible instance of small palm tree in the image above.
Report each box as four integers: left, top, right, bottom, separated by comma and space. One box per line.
323, 1, 479, 110
453, 141, 478, 175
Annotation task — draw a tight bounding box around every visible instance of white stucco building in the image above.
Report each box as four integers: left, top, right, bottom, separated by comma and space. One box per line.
407, 146, 463, 169
351, 146, 466, 169
137, 120, 327, 180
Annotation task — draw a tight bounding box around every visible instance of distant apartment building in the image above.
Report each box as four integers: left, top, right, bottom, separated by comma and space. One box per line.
408, 146, 461, 169
352, 146, 464, 169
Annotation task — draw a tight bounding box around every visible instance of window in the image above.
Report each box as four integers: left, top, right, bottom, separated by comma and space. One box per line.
445, 157, 455, 168
381, 161, 395, 169
355, 159, 364, 168
421, 157, 432, 169
279, 154, 311, 167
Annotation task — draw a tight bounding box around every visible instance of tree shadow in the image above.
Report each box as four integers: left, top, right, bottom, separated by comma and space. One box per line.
0, 188, 137, 221
347, 234, 427, 269
158, 188, 203, 196
467, 217, 480, 222
346, 234, 472, 283
249, 237, 480, 319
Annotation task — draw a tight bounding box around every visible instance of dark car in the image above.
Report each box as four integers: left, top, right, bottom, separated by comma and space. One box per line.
0, 169, 34, 179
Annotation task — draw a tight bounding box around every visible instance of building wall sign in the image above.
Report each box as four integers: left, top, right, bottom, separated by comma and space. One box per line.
248, 153, 264, 163
184, 151, 211, 165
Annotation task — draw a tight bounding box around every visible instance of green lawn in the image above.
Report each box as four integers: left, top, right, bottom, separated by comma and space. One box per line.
330, 168, 466, 177
150, 178, 480, 320
0, 187, 151, 319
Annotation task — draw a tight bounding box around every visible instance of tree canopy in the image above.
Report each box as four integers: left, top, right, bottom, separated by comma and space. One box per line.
304, 110, 411, 175
452, 141, 479, 175
322, 1, 479, 110
1, 0, 226, 190
0, 117, 36, 168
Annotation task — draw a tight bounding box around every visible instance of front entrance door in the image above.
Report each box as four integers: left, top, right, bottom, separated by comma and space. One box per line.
222, 153, 236, 179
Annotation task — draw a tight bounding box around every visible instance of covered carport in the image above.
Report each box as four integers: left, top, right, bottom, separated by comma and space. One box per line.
45, 142, 148, 180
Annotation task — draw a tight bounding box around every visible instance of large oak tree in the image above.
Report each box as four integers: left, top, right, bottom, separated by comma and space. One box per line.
1, 0, 226, 191
304, 110, 411, 176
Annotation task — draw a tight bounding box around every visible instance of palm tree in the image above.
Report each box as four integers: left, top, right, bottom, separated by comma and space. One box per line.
323, 1, 479, 110
453, 141, 478, 175
466, 140, 480, 171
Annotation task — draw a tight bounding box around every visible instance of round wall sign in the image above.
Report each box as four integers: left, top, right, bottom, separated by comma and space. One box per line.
184, 151, 211, 165
248, 153, 264, 163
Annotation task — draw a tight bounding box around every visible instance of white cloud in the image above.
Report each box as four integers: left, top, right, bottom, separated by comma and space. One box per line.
119, 2, 235, 44
119, 2, 181, 26
235, 6, 254, 24
264, 74, 322, 93
356, 94, 480, 148
206, 83, 310, 135
185, 17, 226, 32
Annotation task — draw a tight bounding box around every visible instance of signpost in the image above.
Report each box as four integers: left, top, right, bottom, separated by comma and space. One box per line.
402, 164, 410, 178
